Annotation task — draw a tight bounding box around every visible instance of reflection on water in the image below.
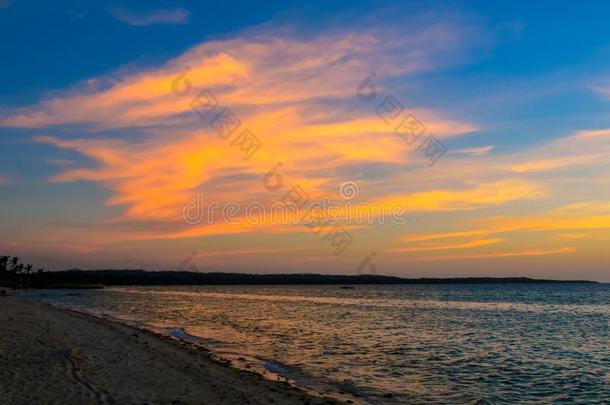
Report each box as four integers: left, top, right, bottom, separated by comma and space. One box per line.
19, 284, 610, 404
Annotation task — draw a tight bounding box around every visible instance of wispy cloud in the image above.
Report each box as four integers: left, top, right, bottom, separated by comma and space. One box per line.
107, 6, 189, 26
398, 206, 610, 263
593, 85, 610, 100
387, 238, 503, 253
414, 247, 576, 261
380, 179, 544, 213
510, 154, 602, 173
451, 146, 494, 156
406, 209, 610, 243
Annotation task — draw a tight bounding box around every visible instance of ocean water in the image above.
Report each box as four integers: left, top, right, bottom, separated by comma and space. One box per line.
18, 284, 610, 404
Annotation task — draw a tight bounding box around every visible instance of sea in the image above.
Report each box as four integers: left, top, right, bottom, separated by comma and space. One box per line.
17, 283, 610, 404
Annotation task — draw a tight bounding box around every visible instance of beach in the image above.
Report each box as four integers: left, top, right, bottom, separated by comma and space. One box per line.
8, 284, 610, 403
0, 297, 344, 405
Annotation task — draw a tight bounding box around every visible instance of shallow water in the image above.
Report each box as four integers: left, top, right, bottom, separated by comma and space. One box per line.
19, 284, 610, 404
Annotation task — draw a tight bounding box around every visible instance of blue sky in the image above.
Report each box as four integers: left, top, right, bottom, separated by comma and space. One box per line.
1, 1, 610, 280
5, 0, 609, 150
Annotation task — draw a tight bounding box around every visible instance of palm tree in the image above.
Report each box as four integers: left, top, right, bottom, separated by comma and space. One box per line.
16, 264, 25, 287
22, 264, 33, 288
35, 268, 45, 285
9, 256, 19, 274
0, 256, 9, 274
1, 255, 45, 288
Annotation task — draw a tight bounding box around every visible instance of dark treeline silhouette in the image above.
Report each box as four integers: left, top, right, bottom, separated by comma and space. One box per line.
32, 269, 597, 287
0, 256, 45, 288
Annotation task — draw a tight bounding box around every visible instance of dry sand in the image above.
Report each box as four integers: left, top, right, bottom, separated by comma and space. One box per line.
0, 297, 345, 405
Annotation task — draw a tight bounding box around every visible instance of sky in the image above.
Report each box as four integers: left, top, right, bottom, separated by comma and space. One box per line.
1, 0, 610, 280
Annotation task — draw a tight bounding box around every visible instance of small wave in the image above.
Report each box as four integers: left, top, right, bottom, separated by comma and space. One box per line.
113, 287, 610, 315
264, 361, 285, 374
169, 328, 189, 340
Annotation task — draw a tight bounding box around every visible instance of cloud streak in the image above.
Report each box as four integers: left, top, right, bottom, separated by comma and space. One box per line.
414, 247, 576, 261
108, 6, 190, 26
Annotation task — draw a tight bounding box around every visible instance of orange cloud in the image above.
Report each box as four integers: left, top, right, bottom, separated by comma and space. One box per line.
403, 230, 494, 242
413, 247, 576, 261
1, 27, 472, 130
405, 212, 610, 244
11, 18, 607, 271
381, 179, 544, 212
10, 24, 482, 245
575, 128, 610, 138
397, 207, 610, 264
387, 238, 503, 252
510, 154, 602, 173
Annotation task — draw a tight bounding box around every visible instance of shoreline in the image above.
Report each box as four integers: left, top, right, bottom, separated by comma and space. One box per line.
0, 296, 348, 404
59, 302, 365, 404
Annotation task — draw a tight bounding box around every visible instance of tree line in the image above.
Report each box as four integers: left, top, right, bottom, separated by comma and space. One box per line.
0, 256, 45, 288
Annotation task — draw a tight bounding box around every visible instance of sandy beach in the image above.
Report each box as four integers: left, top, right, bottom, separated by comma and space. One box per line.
0, 297, 344, 405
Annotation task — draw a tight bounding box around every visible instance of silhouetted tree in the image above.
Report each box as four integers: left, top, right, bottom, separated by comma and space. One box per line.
0, 256, 9, 275
0, 256, 44, 289
9, 257, 19, 274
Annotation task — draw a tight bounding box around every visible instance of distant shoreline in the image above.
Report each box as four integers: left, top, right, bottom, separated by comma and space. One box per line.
26, 270, 598, 288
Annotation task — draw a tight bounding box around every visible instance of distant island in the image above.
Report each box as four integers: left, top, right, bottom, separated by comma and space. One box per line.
29, 269, 597, 288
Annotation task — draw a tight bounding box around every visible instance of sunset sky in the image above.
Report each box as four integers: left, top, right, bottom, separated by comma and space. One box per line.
1, 1, 610, 280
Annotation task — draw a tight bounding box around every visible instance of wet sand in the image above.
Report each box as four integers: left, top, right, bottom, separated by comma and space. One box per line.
0, 297, 344, 404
